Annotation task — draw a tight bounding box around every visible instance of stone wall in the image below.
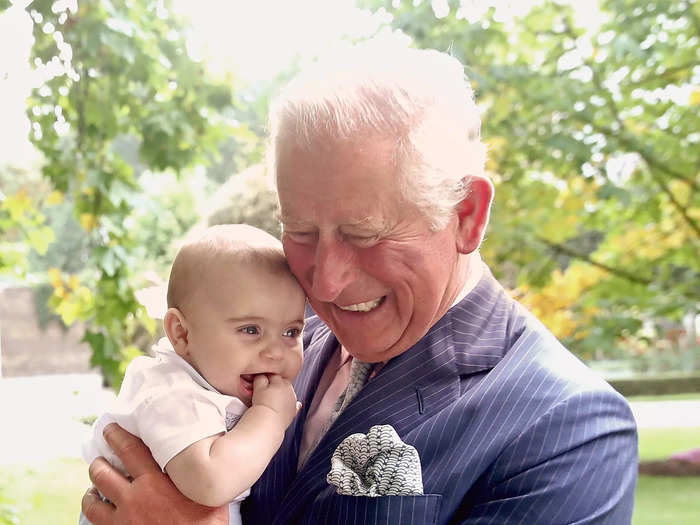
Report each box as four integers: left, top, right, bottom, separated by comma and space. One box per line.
0, 285, 93, 376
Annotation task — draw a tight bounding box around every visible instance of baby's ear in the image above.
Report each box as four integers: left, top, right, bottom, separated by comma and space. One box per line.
163, 307, 189, 358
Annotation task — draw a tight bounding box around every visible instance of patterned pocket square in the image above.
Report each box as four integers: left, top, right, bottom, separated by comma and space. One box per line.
327, 424, 424, 497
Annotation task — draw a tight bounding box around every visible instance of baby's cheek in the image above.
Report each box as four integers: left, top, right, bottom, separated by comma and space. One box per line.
291, 348, 303, 376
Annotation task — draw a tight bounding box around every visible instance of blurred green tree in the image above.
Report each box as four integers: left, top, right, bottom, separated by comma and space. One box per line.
0, 487, 18, 525
205, 164, 281, 239
365, 0, 699, 364
21, 0, 240, 387
0, 163, 55, 279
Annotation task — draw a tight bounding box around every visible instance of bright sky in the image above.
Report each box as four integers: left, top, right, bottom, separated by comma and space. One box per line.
0, 1, 37, 166
0, 0, 603, 167
170, 0, 394, 83
0, 0, 397, 166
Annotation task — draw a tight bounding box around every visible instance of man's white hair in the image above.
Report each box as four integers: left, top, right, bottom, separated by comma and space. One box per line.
268, 42, 488, 229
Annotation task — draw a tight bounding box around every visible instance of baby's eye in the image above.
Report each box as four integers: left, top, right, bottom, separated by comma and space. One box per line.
283, 327, 302, 338
240, 325, 260, 335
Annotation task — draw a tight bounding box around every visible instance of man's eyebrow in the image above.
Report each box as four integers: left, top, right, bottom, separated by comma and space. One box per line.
340, 217, 386, 231
278, 215, 380, 229
277, 213, 309, 226
343, 216, 374, 226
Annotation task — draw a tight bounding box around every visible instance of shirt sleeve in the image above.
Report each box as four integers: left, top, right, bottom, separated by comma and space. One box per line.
133, 386, 230, 471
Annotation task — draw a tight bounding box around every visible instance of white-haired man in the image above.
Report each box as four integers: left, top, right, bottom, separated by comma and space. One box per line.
83, 43, 637, 524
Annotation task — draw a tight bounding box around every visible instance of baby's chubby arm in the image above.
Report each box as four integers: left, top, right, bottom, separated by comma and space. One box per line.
164, 374, 299, 507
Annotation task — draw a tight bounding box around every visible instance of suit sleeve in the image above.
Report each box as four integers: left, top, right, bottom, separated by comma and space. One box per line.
458, 389, 638, 524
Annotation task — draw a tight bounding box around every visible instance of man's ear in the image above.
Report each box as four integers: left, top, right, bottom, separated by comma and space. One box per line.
455, 175, 494, 254
163, 307, 189, 358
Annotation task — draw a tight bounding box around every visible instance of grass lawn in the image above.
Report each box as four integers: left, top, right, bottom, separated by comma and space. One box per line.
634, 425, 700, 524
633, 476, 700, 525
0, 458, 88, 525
1, 425, 699, 524
638, 426, 700, 461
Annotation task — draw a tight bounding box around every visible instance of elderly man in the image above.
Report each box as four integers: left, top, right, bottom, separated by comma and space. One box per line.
82, 44, 637, 524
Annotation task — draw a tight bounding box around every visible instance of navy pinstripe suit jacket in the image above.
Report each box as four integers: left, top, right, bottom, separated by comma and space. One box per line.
242, 267, 637, 524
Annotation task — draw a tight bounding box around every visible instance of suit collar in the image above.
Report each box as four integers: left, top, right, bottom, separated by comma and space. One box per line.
274, 300, 485, 520
272, 264, 516, 522
282, 323, 339, 472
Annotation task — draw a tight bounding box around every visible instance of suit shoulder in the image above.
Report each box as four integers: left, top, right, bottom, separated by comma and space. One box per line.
491, 324, 634, 434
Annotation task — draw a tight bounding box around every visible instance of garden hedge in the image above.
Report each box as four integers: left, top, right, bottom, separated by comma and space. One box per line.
608, 374, 700, 397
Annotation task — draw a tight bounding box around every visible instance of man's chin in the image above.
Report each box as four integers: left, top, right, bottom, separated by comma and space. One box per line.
337, 335, 404, 363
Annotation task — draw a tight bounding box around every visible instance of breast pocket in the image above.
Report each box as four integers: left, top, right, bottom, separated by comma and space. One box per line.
303, 493, 442, 525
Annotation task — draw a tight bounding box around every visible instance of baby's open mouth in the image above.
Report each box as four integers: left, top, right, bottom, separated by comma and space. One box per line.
240, 374, 256, 398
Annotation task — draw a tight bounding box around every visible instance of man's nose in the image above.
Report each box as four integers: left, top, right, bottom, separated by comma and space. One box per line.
310, 236, 354, 303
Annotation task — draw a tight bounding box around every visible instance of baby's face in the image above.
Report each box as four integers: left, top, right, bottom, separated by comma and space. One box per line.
182, 262, 306, 404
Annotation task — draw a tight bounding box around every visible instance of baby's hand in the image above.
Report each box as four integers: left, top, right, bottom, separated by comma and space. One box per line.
251, 374, 299, 427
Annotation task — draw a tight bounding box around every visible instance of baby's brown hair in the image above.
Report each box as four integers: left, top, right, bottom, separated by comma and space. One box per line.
166, 224, 292, 313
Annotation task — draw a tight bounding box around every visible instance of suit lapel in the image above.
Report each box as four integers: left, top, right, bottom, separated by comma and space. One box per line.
249, 321, 338, 523
270, 267, 511, 523
273, 308, 491, 523
254, 267, 515, 524
286, 323, 339, 473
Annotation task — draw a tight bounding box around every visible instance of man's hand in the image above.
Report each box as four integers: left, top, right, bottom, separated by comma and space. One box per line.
81, 423, 229, 525
251, 374, 299, 427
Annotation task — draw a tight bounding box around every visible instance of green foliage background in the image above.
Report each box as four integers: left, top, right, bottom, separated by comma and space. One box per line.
363, 0, 699, 365
1, 0, 265, 387
1, 0, 698, 387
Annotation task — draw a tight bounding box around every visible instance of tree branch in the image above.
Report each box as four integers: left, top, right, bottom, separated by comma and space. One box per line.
590, 122, 700, 236
626, 61, 700, 89
645, 167, 700, 237
686, 3, 700, 37
568, 30, 700, 236
536, 236, 653, 285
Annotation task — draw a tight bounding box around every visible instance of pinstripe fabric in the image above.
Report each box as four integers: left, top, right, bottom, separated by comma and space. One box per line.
242, 265, 638, 524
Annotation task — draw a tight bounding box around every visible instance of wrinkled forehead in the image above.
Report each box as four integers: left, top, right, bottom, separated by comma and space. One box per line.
274, 142, 420, 238
275, 134, 399, 183
278, 136, 401, 196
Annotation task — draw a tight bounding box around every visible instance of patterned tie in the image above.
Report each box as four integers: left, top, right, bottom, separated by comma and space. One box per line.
321, 359, 372, 439
298, 357, 373, 468
332, 358, 373, 419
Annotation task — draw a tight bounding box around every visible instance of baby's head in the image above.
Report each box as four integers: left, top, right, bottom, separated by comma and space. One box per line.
163, 224, 306, 404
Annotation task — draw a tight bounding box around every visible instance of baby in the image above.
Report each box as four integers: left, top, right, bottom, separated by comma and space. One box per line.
81, 224, 306, 525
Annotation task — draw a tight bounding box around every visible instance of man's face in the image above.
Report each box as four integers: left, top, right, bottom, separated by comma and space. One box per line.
277, 138, 465, 362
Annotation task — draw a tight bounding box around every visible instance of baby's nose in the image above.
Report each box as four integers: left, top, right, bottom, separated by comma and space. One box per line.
261, 343, 284, 361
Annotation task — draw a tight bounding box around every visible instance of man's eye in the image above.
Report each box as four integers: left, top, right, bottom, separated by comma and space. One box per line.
284, 230, 317, 244
240, 326, 260, 335
345, 234, 379, 247
283, 328, 301, 338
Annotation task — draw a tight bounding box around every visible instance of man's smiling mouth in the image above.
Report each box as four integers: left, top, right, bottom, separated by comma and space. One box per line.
337, 297, 384, 312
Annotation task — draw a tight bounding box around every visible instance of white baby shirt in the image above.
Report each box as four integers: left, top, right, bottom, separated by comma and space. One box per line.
82, 338, 249, 523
